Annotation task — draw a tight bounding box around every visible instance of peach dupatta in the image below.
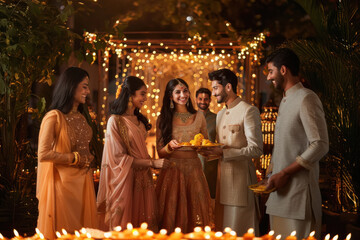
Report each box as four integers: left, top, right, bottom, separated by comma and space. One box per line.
37, 110, 97, 239
97, 115, 157, 231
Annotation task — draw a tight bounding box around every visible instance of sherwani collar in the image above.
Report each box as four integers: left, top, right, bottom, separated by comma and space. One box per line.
284, 82, 303, 98
226, 96, 241, 109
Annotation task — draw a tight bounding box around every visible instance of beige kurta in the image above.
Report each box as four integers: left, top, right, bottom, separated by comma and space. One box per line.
266, 83, 329, 239
37, 110, 97, 240
215, 97, 263, 235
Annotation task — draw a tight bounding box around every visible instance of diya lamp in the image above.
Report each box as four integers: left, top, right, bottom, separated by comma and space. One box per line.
110, 226, 125, 239
122, 223, 134, 238
305, 231, 316, 240
143, 231, 154, 240
139, 223, 149, 234
261, 230, 274, 240
345, 233, 351, 240
13, 230, 22, 240
155, 229, 168, 240
243, 228, 255, 240
84, 233, 93, 240
33, 228, 45, 240
203, 226, 215, 239
214, 232, 223, 239
169, 228, 183, 240
261, 230, 275, 240
323, 234, 330, 240
275, 235, 281, 240
0, 233, 5, 240
285, 231, 296, 240
74, 231, 83, 240
331, 235, 338, 240
223, 227, 236, 240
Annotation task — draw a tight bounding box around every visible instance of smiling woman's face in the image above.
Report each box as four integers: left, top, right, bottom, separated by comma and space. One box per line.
73, 76, 90, 105
171, 83, 190, 106
130, 85, 148, 109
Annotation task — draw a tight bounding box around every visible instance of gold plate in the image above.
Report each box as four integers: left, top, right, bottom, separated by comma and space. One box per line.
248, 183, 275, 194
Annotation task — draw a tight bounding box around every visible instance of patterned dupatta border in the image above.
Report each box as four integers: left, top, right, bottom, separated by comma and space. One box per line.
116, 115, 133, 156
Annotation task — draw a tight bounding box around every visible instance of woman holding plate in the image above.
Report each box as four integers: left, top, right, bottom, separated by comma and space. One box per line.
156, 78, 213, 233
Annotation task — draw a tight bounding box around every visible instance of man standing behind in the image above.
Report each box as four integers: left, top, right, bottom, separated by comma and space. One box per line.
195, 88, 217, 198
265, 48, 329, 240
203, 69, 263, 235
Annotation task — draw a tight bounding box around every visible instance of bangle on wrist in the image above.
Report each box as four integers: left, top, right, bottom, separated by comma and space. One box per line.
70, 152, 80, 166
164, 144, 173, 154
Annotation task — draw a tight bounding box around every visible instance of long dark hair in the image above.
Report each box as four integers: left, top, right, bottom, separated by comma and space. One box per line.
110, 76, 151, 131
158, 78, 197, 146
49, 67, 89, 114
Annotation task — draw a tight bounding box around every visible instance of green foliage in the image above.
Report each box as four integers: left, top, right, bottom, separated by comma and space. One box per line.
0, 0, 75, 231
289, 0, 360, 212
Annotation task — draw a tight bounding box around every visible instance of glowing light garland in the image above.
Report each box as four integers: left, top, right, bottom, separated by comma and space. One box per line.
84, 32, 267, 135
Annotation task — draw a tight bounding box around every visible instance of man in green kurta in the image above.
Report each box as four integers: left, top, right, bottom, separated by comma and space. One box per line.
196, 88, 217, 198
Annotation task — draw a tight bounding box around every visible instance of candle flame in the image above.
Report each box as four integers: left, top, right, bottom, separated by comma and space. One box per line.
132, 230, 139, 237
194, 227, 201, 232
127, 223, 133, 230
215, 232, 223, 237
309, 231, 315, 237
56, 232, 62, 238
204, 226, 211, 232
175, 227, 181, 233
114, 226, 122, 232
104, 232, 111, 238
14, 229, 19, 237
325, 234, 330, 240
146, 231, 154, 237
81, 228, 87, 234
269, 230, 274, 236
332, 235, 338, 240
205, 233, 211, 239
346, 233, 351, 240
62, 229, 67, 235
230, 231, 236, 236
188, 233, 195, 238
276, 234, 281, 240
141, 222, 148, 229
86, 233, 92, 238
0, 233, 4, 239
75, 231, 81, 237
224, 227, 232, 233
35, 228, 41, 235
291, 231, 296, 236
247, 228, 254, 234
160, 229, 167, 235
39, 233, 44, 239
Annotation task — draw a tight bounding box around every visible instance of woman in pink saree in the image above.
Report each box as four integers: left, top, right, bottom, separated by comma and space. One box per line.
97, 76, 169, 231
156, 78, 213, 233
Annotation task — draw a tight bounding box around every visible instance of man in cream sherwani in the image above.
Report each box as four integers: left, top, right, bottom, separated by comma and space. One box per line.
202, 68, 263, 236
265, 48, 329, 240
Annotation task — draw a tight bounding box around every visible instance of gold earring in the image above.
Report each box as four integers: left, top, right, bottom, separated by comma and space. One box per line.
128, 97, 133, 108
170, 100, 174, 109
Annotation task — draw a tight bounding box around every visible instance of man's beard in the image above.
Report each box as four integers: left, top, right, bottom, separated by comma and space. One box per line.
215, 89, 227, 103
197, 103, 209, 111
274, 74, 285, 91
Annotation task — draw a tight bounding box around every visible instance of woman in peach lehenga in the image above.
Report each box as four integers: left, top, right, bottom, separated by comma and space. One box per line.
37, 67, 97, 239
156, 78, 213, 233
97, 76, 169, 231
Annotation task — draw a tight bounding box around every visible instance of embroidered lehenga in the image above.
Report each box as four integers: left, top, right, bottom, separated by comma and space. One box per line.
156, 112, 213, 233
37, 110, 97, 240
97, 115, 158, 231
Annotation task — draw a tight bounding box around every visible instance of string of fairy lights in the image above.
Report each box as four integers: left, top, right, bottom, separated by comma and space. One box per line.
84, 31, 267, 136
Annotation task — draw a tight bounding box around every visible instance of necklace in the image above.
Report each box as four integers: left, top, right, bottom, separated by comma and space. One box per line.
174, 112, 193, 123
